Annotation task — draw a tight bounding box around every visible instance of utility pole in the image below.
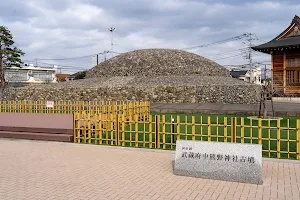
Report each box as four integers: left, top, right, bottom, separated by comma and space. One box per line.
249, 38, 253, 83
109, 26, 116, 58
245, 33, 257, 84
104, 51, 107, 61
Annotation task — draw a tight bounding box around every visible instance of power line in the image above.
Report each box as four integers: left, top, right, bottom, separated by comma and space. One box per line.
23, 60, 87, 70
36, 54, 96, 61
35, 51, 120, 61
211, 53, 245, 61
202, 47, 249, 58
181, 33, 254, 50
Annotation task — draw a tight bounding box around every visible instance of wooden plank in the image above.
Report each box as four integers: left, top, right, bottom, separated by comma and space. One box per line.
272, 53, 284, 94
286, 51, 300, 59
286, 67, 300, 70
284, 53, 287, 94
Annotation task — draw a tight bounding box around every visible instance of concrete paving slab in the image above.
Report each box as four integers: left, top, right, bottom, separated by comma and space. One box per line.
0, 139, 299, 200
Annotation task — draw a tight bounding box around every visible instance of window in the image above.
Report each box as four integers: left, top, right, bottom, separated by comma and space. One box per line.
287, 70, 300, 83
287, 58, 300, 67
32, 71, 53, 81
4, 70, 28, 82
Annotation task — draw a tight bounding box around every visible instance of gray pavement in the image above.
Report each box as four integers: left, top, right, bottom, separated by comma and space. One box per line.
151, 102, 300, 116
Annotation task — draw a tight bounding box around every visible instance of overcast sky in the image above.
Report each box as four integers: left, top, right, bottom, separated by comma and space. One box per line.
1, 0, 299, 73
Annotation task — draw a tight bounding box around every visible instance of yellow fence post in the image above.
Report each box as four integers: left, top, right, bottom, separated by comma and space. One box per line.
296, 119, 300, 160
162, 115, 166, 149
99, 113, 103, 145
94, 112, 99, 144
135, 115, 139, 148
155, 115, 160, 149
258, 118, 262, 145
177, 116, 180, 142
241, 117, 244, 144
192, 116, 195, 141
116, 114, 119, 146
87, 111, 91, 144
277, 119, 281, 159
231, 117, 237, 143
207, 116, 211, 142
149, 115, 153, 148
110, 114, 114, 145
224, 117, 227, 142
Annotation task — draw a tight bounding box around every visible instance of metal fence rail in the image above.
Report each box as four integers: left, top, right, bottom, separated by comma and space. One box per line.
74, 113, 300, 160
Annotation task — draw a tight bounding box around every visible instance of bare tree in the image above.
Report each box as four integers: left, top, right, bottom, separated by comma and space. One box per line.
258, 65, 275, 118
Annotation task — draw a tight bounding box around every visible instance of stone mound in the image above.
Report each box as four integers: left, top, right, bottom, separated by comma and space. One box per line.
86, 49, 230, 78
4, 49, 261, 104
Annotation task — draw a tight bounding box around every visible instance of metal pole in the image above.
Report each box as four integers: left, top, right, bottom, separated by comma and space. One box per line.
171, 118, 175, 147
249, 34, 253, 84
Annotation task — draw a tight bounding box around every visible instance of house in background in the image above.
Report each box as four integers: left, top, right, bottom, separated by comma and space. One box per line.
252, 15, 300, 96
4, 63, 57, 87
229, 65, 262, 85
55, 74, 70, 82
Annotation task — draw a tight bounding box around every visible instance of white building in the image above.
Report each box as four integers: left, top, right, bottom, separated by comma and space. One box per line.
4, 63, 57, 84
229, 65, 262, 85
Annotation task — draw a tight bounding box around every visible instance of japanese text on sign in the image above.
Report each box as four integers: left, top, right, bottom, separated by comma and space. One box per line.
181, 146, 255, 163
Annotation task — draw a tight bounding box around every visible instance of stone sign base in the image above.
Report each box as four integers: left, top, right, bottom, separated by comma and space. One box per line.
173, 140, 263, 185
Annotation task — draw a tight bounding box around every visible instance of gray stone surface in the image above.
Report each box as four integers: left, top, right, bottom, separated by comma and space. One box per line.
4, 76, 261, 104
86, 49, 230, 78
173, 140, 263, 184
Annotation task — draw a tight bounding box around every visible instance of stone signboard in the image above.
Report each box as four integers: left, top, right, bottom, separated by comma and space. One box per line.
173, 140, 262, 184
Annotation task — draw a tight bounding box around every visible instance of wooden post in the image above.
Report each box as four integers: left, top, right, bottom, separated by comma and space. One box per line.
297, 120, 300, 160
231, 117, 236, 143
171, 116, 175, 148
192, 116, 195, 141
155, 115, 160, 149
241, 117, 244, 144
149, 115, 153, 148
135, 115, 139, 148
122, 114, 126, 147
115, 114, 119, 146
277, 119, 281, 159
207, 116, 211, 142
283, 52, 287, 94
258, 118, 262, 145
177, 116, 181, 142
224, 117, 227, 143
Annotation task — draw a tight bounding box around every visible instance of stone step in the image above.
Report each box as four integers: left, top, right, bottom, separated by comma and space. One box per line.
0, 126, 73, 135
0, 131, 73, 142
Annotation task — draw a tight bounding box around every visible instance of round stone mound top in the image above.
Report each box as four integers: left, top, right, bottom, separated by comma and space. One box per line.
86, 48, 230, 78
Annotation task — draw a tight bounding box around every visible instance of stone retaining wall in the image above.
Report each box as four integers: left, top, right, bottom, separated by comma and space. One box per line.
4, 84, 260, 104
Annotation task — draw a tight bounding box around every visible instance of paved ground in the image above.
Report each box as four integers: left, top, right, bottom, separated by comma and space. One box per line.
0, 139, 299, 200
151, 102, 300, 116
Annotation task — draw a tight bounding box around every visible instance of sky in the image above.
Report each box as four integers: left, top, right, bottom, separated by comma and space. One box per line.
1, 0, 300, 74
